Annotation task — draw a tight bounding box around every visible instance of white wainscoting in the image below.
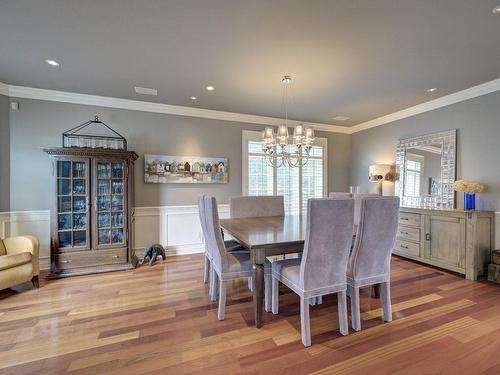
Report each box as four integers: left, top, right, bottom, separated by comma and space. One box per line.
0, 204, 230, 271
0, 207, 498, 271
133, 204, 230, 258
0, 211, 51, 270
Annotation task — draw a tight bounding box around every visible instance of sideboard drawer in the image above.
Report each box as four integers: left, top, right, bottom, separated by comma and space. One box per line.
397, 226, 420, 242
394, 240, 420, 257
56, 248, 127, 270
399, 212, 421, 227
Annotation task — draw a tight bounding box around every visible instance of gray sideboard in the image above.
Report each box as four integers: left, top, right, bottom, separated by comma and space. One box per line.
394, 207, 495, 280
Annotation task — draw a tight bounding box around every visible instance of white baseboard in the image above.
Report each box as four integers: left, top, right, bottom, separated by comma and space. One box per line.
1, 206, 497, 271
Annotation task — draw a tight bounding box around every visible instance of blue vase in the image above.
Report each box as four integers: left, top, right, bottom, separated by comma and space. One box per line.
464, 193, 476, 210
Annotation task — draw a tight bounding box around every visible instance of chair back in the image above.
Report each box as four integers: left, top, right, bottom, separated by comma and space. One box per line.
204, 196, 229, 273
349, 197, 400, 281
328, 192, 352, 199
197, 195, 209, 256
299, 199, 354, 292
353, 193, 380, 226
230, 196, 285, 218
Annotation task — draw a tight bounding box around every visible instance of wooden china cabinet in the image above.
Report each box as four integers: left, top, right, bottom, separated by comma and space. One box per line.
43, 148, 138, 278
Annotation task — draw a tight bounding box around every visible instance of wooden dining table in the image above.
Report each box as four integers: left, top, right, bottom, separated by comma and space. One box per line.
219, 215, 308, 328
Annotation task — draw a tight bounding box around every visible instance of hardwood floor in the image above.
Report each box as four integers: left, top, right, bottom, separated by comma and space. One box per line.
1, 254, 500, 374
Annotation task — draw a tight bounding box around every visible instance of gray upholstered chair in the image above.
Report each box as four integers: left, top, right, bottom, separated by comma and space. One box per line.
198, 195, 245, 301
229, 195, 285, 218
352, 193, 380, 227
271, 198, 355, 347
328, 192, 352, 199
204, 196, 272, 319
229, 195, 287, 293
197, 195, 211, 285
347, 196, 400, 331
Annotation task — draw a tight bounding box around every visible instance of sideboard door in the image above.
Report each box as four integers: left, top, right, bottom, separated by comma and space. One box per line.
425, 214, 466, 271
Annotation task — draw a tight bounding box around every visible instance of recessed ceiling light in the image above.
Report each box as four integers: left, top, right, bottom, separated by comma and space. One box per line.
493, 5, 500, 14
332, 116, 350, 121
45, 59, 60, 67
190, 96, 197, 100
427, 87, 437, 92
134, 86, 158, 96
206, 85, 215, 91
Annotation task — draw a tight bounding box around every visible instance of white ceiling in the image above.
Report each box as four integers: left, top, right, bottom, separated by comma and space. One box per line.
0, 0, 499, 127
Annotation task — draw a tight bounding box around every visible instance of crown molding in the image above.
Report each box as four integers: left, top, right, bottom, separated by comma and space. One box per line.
6, 84, 351, 134
2, 77, 499, 134
350, 78, 500, 133
0, 82, 9, 96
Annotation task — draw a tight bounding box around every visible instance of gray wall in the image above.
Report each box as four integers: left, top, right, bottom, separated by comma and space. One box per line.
350, 91, 500, 211
8, 98, 350, 211
0, 94, 9, 212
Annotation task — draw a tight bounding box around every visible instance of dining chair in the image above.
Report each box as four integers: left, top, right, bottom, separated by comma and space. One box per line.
204, 196, 272, 319
229, 195, 285, 218
271, 198, 355, 347
352, 193, 380, 227
198, 195, 246, 301
197, 195, 212, 285
347, 196, 400, 331
230, 195, 287, 293
328, 192, 352, 199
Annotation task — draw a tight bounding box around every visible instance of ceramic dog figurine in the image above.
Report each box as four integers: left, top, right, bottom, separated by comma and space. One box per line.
140, 244, 166, 266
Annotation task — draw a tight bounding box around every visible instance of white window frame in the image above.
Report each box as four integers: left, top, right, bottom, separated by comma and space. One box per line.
404, 153, 424, 197
242, 130, 328, 210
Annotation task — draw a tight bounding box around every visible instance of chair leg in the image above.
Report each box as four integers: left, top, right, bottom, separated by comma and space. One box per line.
300, 297, 311, 347
350, 285, 361, 331
338, 290, 348, 336
264, 274, 271, 312
309, 297, 316, 306
316, 296, 323, 305
218, 279, 227, 320
31, 275, 39, 289
248, 277, 253, 292
380, 281, 392, 322
271, 276, 279, 314
203, 255, 210, 283
210, 268, 219, 302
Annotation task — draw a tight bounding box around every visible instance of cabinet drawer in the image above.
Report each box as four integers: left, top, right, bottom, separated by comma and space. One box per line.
56, 248, 127, 270
399, 212, 421, 227
394, 240, 420, 257
397, 226, 420, 242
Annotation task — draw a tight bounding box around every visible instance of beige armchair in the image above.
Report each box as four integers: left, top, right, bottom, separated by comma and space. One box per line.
0, 236, 40, 290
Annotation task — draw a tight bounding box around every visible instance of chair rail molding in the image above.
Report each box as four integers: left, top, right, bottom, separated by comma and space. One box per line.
0, 204, 231, 271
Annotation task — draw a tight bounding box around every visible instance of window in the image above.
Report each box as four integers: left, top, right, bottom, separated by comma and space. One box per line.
404, 154, 424, 197
242, 130, 327, 215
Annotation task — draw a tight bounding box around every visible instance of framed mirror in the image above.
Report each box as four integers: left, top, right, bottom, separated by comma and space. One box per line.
395, 129, 457, 209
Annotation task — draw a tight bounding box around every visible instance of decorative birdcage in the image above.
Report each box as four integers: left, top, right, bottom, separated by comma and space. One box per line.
62, 115, 127, 150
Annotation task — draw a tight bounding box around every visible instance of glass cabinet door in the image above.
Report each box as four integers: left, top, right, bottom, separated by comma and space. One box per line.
95, 160, 127, 248
56, 159, 90, 249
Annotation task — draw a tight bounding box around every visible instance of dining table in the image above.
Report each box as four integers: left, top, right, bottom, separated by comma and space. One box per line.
220, 215, 361, 328
219, 215, 307, 328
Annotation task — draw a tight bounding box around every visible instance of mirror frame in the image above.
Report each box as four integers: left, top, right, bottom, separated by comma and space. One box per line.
395, 129, 457, 209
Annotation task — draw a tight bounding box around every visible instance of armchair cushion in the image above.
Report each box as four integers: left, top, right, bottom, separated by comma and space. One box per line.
0, 252, 32, 271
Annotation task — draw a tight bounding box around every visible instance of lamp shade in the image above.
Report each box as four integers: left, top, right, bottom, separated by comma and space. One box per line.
368, 164, 392, 182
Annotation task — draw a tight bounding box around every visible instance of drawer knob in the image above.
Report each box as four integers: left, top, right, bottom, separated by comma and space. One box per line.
401, 218, 409, 221
62, 259, 72, 263
426, 233, 431, 241
113, 255, 120, 259
400, 245, 409, 249
400, 231, 409, 235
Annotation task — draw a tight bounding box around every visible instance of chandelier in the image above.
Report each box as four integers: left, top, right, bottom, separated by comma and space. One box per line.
261, 75, 315, 168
